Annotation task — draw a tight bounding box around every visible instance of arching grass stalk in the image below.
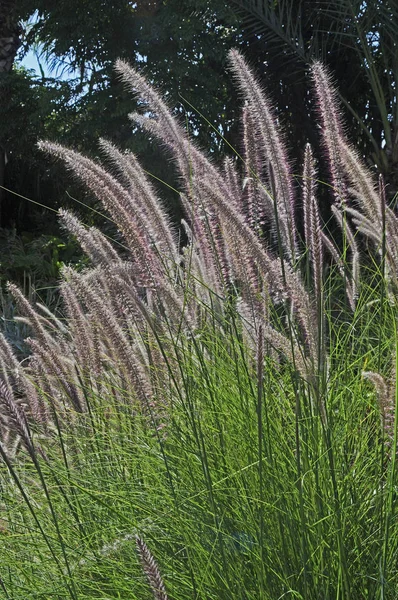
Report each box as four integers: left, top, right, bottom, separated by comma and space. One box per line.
0, 443, 78, 599
379, 320, 398, 597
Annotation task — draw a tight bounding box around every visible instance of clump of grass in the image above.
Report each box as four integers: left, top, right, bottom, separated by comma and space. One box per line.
0, 51, 397, 599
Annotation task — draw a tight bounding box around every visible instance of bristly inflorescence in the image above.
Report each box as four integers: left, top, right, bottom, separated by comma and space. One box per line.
135, 536, 169, 600
0, 50, 395, 455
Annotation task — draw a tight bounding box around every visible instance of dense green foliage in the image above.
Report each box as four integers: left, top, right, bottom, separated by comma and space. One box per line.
0, 290, 396, 599
2, 1, 242, 231
0, 48, 397, 599
1, 1, 398, 596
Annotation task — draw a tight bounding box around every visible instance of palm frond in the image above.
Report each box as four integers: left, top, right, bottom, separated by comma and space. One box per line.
231, 0, 398, 179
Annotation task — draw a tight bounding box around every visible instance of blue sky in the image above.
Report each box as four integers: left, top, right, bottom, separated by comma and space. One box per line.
21, 49, 44, 74
20, 48, 79, 81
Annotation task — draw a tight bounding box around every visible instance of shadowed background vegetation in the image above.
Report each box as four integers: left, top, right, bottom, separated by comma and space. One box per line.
1, 1, 397, 290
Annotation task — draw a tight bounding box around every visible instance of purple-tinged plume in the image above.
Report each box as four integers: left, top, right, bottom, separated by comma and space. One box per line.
311, 61, 348, 208
228, 49, 297, 261
135, 536, 168, 600
302, 144, 323, 302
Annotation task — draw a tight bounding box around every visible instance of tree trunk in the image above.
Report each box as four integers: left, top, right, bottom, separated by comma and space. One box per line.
0, 0, 21, 227
0, 147, 5, 213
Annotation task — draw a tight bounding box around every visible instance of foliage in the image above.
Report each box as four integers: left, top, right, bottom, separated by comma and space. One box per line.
19, 0, 241, 145
0, 228, 81, 285
3, 0, 397, 239
0, 51, 397, 599
230, 0, 398, 192
1, 0, 243, 272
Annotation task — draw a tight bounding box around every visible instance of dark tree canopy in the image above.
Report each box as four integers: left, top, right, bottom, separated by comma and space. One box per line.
231, 0, 398, 192
0, 0, 397, 288
1, 1, 243, 234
